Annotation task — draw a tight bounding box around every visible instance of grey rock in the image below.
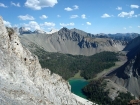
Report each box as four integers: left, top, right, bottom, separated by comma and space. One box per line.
0, 16, 93, 105
108, 52, 140, 98
20, 27, 127, 56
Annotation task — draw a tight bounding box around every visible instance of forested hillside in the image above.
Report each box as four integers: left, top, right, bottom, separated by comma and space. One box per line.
82, 79, 135, 105
33, 47, 118, 80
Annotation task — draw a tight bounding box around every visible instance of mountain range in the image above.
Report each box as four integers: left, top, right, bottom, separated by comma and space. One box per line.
19, 26, 140, 99
18, 27, 58, 35
1, 15, 140, 104
19, 27, 128, 56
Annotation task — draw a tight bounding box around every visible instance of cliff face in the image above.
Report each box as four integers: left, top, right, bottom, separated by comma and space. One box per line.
0, 17, 92, 105
20, 27, 127, 56
108, 52, 140, 98
124, 36, 140, 59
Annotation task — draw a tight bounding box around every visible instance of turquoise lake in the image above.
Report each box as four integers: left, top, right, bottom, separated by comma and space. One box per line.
68, 79, 88, 99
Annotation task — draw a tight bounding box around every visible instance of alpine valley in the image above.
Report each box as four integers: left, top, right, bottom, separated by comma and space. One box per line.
1, 15, 140, 105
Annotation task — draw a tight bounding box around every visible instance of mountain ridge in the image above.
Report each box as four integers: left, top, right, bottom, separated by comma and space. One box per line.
20, 27, 127, 56
0, 16, 93, 105
107, 36, 140, 98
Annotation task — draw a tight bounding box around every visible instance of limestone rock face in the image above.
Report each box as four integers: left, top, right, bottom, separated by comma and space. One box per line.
0, 17, 92, 105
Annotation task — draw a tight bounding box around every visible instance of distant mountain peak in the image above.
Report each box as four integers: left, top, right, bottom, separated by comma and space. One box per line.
59, 27, 70, 31
19, 27, 32, 35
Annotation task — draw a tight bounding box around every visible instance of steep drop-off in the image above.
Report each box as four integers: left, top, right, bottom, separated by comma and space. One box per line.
108, 36, 140, 97
0, 17, 93, 105
124, 36, 140, 59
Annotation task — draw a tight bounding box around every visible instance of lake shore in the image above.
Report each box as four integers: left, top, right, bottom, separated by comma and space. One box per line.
68, 78, 88, 99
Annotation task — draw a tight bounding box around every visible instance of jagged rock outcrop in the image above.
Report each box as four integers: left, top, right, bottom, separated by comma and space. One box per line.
124, 36, 140, 59
20, 27, 127, 56
0, 17, 93, 105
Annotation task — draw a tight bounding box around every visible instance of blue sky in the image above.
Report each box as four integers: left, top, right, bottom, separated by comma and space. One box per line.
0, 0, 140, 34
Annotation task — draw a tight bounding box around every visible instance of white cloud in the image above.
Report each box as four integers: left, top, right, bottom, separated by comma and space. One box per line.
60, 23, 68, 27
101, 13, 111, 18
11, 2, 20, 7
23, 21, 40, 30
73, 5, 79, 9
25, 0, 58, 10
130, 5, 139, 9
0, 3, 8, 8
138, 26, 140, 28
3, 20, 11, 27
86, 22, 91, 25
64, 5, 79, 11
21, 21, 56, 31
18, 14, 35, 20
64, 7, 73, 11
133, 14, 140, 17
57, 15, 61, 17
118, 11, 134, 18
43, 22, 55, 27
70, 15, 78, 18
81, 14, 86, 19
133, 15, 138, 17
40, 15, 48, 19
69, 23, 75, 26
116, 6, 122, 10
60, 22, 75, 27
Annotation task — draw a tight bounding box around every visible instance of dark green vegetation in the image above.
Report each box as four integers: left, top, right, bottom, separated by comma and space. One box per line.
68, 79, 88, 98
82, 79, 135, 105
33, 47, 118, 80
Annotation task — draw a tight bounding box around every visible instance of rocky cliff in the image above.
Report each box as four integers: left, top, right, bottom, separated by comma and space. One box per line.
108, 36, 140, 97
124, 36, 140, 59
108, 53, 140, 97
20, 27, 127, 56
0, 17, 93, 105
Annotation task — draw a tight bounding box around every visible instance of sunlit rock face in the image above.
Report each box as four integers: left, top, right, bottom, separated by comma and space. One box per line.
0, 16, 93, 105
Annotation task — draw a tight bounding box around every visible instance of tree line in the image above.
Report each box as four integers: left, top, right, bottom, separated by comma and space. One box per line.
82, 79, 135, 105
33, 47, 118, 80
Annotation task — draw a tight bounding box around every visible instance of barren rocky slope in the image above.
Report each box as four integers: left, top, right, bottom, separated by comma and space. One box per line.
124, 36, 140, 59
108, 36, 140, 98
20, 27, 127, 56
0, 17, 93, 105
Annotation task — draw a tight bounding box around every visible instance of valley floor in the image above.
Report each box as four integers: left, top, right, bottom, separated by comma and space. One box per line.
94, 60, 127, 80
68, 70, 84, 80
